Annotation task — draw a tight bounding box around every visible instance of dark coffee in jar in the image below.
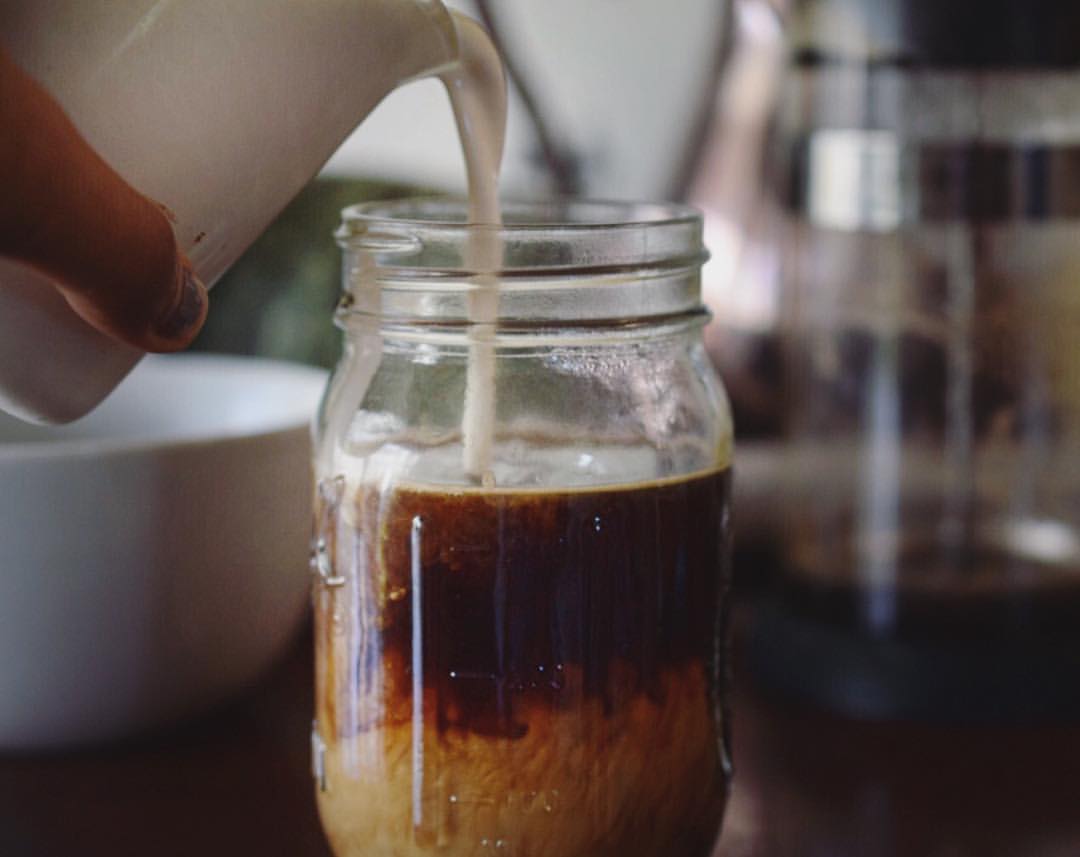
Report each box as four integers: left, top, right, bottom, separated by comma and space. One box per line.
314, 467, 732, 857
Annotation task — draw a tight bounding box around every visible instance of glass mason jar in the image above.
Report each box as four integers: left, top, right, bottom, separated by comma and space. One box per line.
310, 199, 734, 857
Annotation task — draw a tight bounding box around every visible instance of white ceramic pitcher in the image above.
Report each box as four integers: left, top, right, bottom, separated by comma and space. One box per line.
0, 0, 459, 423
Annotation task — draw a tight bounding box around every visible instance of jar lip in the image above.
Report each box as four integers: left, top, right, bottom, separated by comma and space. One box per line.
337, 196, 703, 241
336, 197, 708, 328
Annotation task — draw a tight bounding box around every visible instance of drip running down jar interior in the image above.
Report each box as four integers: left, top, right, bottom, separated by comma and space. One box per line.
311, 199, 734, 857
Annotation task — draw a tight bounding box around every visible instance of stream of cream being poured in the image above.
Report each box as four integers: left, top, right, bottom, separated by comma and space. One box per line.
441, 12, 507, 483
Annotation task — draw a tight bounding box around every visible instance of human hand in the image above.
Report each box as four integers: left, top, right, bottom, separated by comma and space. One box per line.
0, 48, 207, 352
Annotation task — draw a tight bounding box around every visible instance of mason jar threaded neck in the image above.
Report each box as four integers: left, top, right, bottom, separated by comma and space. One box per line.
334, 198, 709, 333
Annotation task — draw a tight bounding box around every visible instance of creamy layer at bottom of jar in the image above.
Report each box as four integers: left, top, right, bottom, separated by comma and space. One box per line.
315, 662, 725, 857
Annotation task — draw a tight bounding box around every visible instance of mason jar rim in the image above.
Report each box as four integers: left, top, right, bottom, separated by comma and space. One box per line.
334, 197, 709, 336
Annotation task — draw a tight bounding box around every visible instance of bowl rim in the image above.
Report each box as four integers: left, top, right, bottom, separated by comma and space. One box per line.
0, 354, 327, 463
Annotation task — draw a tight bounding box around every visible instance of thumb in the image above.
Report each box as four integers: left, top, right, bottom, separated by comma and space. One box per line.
0, 49, 208, 352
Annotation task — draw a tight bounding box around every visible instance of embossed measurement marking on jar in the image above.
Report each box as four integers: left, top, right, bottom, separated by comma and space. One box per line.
310, 537, 346, 588
311, 720, 328, 792
311, 476, 348, 589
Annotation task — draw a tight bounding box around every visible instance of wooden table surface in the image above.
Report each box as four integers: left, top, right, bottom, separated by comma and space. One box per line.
3, 614, 1079, 857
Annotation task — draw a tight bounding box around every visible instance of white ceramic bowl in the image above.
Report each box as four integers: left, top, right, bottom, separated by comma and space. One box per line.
0, 354, 326, 749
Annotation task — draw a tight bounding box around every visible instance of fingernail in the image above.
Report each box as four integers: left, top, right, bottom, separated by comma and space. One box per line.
156, 269, 206, 340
